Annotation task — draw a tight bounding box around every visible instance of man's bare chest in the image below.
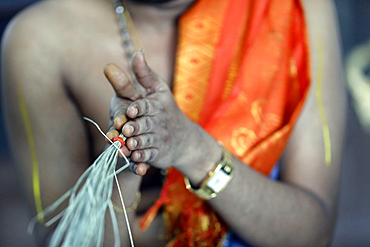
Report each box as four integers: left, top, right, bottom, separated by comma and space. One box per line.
65, 32, 176, 115
60, 33, 175, 156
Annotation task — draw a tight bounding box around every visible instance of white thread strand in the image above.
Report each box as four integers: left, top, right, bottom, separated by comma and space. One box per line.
83, 117, 128, 162
114, 172, 135, 247
83, 117, 113, 144
84, 117, 134, 246
28, 117, 135, 247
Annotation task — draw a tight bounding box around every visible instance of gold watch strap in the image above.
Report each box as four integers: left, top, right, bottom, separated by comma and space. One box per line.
184, 145, 234, 200
111, 192, 141, 213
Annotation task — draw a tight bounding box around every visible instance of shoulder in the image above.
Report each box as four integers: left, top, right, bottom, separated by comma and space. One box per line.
2, 0, 118, 88
2, 1, 71, 71
300, 0, 340, 56
298, 0, 345, 122
2, 0, 112, 61
296, 0, 345, 124
3, 0, 107, 31
300, 0, 337, 18
3, 1, 74, 45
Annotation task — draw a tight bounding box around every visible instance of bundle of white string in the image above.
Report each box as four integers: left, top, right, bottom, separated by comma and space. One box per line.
28, 117, 134, 247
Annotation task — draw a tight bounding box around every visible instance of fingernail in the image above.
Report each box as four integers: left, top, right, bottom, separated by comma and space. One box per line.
132, 139, 137, 148
140, 49, 148, 66
124, 125, 134, 135
114, 115, 128, 129
132, 49, 146, 65
136, 152, 142, 160
114, 117, 122, 129
128, 106, 138, 117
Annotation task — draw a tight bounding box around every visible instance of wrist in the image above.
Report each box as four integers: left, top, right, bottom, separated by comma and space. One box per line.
184, 144, 234, 200
175, 127, 223, 187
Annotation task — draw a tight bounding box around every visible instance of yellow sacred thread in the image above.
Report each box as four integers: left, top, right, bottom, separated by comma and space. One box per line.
315, 37, 332, 165
18, 90, 44, 222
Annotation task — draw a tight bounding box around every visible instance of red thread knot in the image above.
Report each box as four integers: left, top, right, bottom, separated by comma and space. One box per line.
113, 136, 125, 147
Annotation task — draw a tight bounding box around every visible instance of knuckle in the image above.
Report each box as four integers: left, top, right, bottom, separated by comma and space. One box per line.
118, 80, 131, 92
146, 135, 154, 147
134, 136, 143, 148
144, 99, 151, 114
148, 149, 157, 162
111, 108, 126, 120
136, 135, 153, 149
144, 117, 152, 132
133, 150, 143, 162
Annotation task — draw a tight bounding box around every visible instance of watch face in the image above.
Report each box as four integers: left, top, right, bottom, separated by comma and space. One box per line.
207, 169, 230, 192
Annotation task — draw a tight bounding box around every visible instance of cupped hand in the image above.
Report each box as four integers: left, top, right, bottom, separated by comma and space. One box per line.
108, 51, 198, 172
104, 63, 147, 175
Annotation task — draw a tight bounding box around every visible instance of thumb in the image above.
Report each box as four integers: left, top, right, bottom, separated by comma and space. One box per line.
131, 50, 167, 93
104, 63, 142, 100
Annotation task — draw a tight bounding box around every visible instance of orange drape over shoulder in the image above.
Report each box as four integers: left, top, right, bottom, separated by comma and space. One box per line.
140, 0, 310, 246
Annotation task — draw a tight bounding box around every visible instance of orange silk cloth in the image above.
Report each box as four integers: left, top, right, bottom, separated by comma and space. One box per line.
140, 0, 310, 246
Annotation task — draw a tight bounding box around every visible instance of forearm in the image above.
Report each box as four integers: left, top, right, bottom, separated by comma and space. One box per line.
211, 161, 333, 247
180, 130, 334, 247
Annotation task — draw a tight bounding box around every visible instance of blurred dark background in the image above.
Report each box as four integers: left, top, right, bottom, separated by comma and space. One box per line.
0, 0, 369, 246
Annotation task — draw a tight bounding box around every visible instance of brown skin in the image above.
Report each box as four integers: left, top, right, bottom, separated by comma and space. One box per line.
2, 0, 346, 246
105, 52, 222, 182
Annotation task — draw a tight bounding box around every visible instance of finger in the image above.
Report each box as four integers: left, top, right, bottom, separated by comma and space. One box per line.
122, 117, 154, 137
109, 96, 130, 132
126, 98, 163, 118
126, 99, 160, 119
131, 148, 159, 163
131, 51, 167, 93
115, 143, 131, 159
114, 114, 128, 130
104, 63, 142, 100
109, 96, 127, 118
117, 145, 130, 157
135, 163, 148, 176
127, 158, 138, 173
106, 128, 119, 143
106, 128, 131, 156
125, 134, 156, 151
128, 161, 147, 176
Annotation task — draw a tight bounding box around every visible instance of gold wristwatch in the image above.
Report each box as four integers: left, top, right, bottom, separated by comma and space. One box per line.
184, 145, 234, 200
